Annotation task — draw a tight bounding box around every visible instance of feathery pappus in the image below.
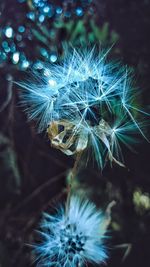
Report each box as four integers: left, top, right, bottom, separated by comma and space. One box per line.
19, 47, 149, 168
33, 195, 108, 267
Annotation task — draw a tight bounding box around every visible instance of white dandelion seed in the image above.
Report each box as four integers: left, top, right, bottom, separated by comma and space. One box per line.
18, 75, 60, 132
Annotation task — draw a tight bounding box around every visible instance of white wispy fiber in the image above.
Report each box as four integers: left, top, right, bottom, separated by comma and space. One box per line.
34, 195, 108, 267
19, 47, 149, 167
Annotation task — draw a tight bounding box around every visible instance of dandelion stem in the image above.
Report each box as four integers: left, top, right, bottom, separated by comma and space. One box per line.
65, 151, 82, 214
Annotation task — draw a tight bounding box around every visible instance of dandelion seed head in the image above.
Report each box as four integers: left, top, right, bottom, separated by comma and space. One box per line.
19, 47, 149, 167
34, 196, 108, 267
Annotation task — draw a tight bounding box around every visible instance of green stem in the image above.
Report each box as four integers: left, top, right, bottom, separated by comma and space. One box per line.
65, 151, 82, 214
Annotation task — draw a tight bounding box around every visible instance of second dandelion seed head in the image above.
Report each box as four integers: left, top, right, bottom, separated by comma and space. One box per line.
34, 196, 108, 267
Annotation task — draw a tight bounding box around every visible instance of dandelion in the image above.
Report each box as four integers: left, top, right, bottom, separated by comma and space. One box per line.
19, 47, 149, 167
18, 72, 60, 131
34, 195, 108, 267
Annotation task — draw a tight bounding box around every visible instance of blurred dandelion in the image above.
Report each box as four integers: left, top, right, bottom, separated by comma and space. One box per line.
19, 47, 149, 168
34, 195, 108, 267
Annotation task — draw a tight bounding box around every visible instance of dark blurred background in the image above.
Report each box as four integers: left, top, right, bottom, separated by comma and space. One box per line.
0, 0, 150, 266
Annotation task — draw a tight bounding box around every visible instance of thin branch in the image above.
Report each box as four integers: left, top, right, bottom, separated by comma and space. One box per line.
11, 171, 67, 213
0, 74, 13, 112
